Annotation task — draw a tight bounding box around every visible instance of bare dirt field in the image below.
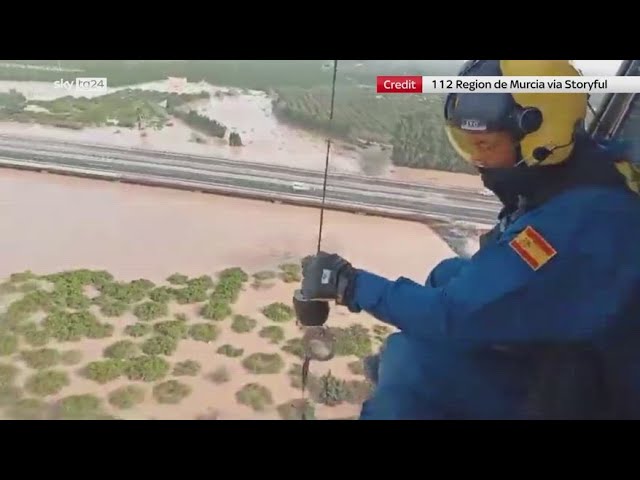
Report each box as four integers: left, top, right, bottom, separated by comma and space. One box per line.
0, 169, 456, 420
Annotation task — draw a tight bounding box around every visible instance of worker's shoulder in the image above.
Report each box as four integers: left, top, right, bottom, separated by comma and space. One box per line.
508, 186, 640, 255
526, 185, 639, 225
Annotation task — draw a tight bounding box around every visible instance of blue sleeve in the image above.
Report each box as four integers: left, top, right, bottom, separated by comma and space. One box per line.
348, 224, 610, 345
425, 257, 470, 288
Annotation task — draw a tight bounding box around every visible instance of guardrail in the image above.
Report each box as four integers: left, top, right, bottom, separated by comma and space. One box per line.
0, 159, 494, 230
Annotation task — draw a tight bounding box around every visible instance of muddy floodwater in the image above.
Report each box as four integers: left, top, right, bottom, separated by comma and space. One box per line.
0, 169, 454, 282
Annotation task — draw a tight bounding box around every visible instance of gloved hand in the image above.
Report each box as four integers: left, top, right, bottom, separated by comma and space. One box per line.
300, 251, 357, 306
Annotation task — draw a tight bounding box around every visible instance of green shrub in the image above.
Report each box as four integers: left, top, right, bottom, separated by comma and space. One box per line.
330, 324, 373, 358
287, 363, 318, 389
20, 348, 60, 369
149, 287, 174, 303
124, 322, 152, 337
0, 363, 19, 385
217, 344, 243, 357
252, 271, 276, 281
211, 284, 240, 304
21, 325, 50, 347
173, 360, 201, 376
208, 366, 230, 384
154, 320, 188, 339
100, 299, 128, 317
42, 309, 110, 341
188, 323, 219, 342
133, 301, 168, 322
186, 275, 214, 290
167, 273, 188, 285
236, 383, 273, 411
0, 282, 18, 295
0, 334, 18, 356
63, 291, 91, 310
372, 324, 392, 343
124, 355, 170, 382
86, 322, 114, 339
281, 338, 305, 359
231, 315, 257, 333
24, 370, 69, 396
210, 268, 247, 304
278, 263, 301, 283
200, 299, 231, 321
262, 303, 294, 322
83, 359, 125, 384
173, 285, 208, 304
258, 326, 285, 344
60, 350, 83, 366
141, 335, 178, 356
6, 398, 49, 419
18, 281, 40, 293
153, 380, 191, 404
103, 340, 139, 359
10, 271, 36, 282
0, 385, 22, 405
218, 267, 248, 283
56, 394, 107, 420
98, 279, 154, 304
277, 399, 315, 420
108, 385, 145, 409
309, 371, 349, 406
242, 353, 285, 374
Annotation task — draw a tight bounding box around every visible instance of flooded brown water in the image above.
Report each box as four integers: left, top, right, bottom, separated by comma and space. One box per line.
0, 168, 454, 282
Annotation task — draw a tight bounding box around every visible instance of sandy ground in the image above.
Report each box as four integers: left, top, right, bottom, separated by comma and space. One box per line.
0, 169, 456, 420
0, 79, 484, 190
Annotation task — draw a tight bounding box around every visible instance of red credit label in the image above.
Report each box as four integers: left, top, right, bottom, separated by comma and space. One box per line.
376, 76, 422, 93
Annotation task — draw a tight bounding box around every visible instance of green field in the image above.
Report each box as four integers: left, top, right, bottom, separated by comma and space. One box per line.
0, 60, 472, 173
273, 85, 472, 173
0, 88, 236, 141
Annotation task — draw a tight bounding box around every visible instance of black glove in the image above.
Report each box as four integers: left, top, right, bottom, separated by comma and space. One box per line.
300, 251, 357, 306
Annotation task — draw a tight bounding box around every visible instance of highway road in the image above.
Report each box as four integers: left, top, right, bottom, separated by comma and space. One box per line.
0, 134, 501, 226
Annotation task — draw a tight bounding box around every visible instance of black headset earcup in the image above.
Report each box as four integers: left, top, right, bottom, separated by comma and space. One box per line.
532, 146, 552, 162
518, 107, 543, 134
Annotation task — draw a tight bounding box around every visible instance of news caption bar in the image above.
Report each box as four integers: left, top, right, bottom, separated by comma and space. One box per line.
376, 76, 640, 93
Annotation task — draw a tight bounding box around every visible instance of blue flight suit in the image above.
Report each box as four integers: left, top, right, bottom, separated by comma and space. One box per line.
350, 149, 640, 419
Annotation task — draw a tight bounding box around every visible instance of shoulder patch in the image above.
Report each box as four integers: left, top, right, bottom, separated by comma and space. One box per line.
509, 225, 557, 271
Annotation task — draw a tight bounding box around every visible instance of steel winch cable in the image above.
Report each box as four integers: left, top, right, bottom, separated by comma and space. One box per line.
300, 59, 339, 420
316, 59, 339, 253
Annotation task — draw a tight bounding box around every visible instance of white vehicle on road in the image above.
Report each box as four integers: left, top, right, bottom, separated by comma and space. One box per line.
291, 182, 311, 192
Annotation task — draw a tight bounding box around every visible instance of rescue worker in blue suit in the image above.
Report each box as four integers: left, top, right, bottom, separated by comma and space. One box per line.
299, 60, 640, 419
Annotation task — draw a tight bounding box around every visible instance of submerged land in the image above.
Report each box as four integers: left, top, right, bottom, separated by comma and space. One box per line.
0, 61, 477, 419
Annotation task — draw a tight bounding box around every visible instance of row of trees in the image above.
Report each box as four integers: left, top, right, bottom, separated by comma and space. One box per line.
390, 111, 476, 174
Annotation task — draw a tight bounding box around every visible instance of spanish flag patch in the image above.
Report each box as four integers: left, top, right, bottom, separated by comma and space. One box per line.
509, 226, 557, 271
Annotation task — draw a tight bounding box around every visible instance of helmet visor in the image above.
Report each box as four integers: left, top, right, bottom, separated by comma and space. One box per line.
445, 124, 518, 167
